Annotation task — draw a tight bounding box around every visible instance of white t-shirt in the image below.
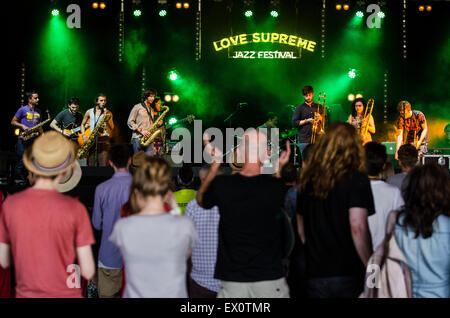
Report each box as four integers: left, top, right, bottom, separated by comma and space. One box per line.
109, 214, 199, 298
368, 180, 404, 251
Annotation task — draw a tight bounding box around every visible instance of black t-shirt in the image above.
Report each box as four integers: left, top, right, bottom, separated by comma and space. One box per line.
54, 109, 83, 140
297, 170, 375, 279
292, 102, 322, 143
202, 174, 287, 282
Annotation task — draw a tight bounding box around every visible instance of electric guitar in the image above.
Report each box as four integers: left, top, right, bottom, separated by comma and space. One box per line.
61, 123, 83, 137
165, 115, 196, 129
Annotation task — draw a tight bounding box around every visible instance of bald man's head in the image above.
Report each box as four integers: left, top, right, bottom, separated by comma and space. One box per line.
236, 129, 269, 165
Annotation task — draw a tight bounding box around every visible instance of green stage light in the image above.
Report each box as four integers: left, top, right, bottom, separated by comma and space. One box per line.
348, 69, 356, 79
159, 9, 167, 17
133, 9, 142, 17
270, 10, 279, 18
244, 10, 253, 18
51, 9, 60, 16
356, 11, 364, 18
169, 71, 179, 81
168, 117, 178, 125
378, 11, 385, 18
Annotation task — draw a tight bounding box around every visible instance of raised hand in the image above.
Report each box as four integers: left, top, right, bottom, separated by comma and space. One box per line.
203, 133, 223, 163
279, 140, 291, 168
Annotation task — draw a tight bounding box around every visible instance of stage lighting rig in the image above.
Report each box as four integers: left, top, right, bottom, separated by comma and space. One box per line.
175, 2, 190, 9
335, 2, 350, 12
418, 3, 433, 12
269, 0, 280, 18
164, 93, 180, 103
132, 0, 142, 17
243, 0, 255, 18
92, 1, 106, 10
158, 0, 168, 17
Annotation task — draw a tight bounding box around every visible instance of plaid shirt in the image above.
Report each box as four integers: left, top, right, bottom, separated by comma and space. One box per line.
184, 199, 221, 292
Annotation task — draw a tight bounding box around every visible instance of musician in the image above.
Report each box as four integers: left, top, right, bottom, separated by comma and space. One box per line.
292, 86, 323, 155
348, 98, 375, 145
50, 97, 83, 144
80, 93, 114, 167
151, 97, 169, 156
395, 101, 428, 160
127, 88, 159, 155
11, 91, 42, 183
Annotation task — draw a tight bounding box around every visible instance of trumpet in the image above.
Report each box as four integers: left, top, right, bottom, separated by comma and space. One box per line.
311, 92, 326, 144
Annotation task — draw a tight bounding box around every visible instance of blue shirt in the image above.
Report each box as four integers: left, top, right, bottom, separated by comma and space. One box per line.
284, 186, 297, 218
92, 171, 133, 269
184, 199, 221, 293
395, 214, 450, 298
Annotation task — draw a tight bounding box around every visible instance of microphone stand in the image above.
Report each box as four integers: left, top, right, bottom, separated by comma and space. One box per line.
224, 103, 246, 128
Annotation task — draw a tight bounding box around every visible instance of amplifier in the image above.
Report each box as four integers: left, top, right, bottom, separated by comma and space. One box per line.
382, 142, 397, 155
421, 155, 450, 169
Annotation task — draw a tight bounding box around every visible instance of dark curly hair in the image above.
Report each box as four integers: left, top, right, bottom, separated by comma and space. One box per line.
397, 164, 450, 239
351, 97, 367, 118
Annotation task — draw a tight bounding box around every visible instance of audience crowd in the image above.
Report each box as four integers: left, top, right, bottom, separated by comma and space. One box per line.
0, 122, 449, 299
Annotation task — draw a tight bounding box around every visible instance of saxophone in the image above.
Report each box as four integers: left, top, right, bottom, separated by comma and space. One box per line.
77, 112, 112, 159
21, 110, 51, 141
140, 106, 170, 147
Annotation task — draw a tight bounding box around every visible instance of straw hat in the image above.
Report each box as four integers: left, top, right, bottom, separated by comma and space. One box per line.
23, 131, 81, 192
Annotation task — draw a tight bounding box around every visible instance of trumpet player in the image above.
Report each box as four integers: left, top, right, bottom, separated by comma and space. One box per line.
11, 91, 42, 183
292, 86, 324, 156
348, 98, 375, 145
395, 101, 428, 160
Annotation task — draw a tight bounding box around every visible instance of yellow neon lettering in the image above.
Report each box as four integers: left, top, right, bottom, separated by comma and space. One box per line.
220, 38, 231, 49
229, 35, 239, 46
271, 33, 279, 43
306, 41, 316, 52
288, 35, 297, 46
252, 33, 260, 43
239, 34, 248, 44
279, 34, 288, 44
297, 37, 308, 48
213, 41, 223, 51
261, 33, 270, 42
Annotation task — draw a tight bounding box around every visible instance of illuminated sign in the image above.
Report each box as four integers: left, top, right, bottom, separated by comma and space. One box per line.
231, 51, 298, 59
213, 32, 317, 52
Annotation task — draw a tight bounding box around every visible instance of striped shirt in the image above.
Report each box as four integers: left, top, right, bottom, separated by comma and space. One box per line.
184, 199, 221, 292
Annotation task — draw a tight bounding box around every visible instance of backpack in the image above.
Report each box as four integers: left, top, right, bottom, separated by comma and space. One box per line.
360, 210, 413, 298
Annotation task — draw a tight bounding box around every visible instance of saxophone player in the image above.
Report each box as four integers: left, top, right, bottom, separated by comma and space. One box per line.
127, 89, 157, 155
80, 94, 114, 167
11, 91, 42, 183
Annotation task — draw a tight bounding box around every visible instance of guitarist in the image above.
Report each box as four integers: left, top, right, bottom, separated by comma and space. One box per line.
80, 94, 114, 167
11, 91, 42, 183
50, 97, 83, 144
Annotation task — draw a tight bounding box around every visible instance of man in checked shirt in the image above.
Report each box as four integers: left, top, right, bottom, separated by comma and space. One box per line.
185, 165, 224, 298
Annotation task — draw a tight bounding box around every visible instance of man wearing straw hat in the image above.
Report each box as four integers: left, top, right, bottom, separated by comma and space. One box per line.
0, 131, 96, 298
